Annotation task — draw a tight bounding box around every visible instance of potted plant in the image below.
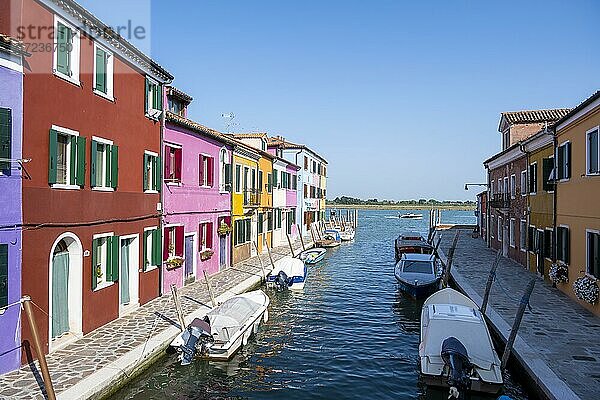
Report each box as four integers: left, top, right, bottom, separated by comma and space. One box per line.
217, 221, 232, 236
573, 274, 599, 304
165, 255, 185, 270
549, 263, 569, 284
200, 249, 214, 261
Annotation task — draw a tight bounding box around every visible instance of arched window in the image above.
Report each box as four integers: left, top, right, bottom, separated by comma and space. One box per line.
219, 148, 229, 192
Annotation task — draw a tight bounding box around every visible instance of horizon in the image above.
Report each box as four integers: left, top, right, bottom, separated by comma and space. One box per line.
77, 0, 600, 201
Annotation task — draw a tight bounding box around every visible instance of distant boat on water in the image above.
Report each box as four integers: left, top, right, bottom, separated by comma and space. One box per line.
399, 213, 423, 219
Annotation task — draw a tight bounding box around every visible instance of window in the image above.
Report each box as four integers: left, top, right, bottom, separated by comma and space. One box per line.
91, 138, 118, 189
199, 222, 213, 250
273, 170, 279, 189
544, 229, 553, 259
92, 233, 118, 290
528, 226, 535, 251
556, 226, 570, 264
143, 227, 162, 270
163, 225, 184, 260
520, 220, 527, 251
164, 144, 182, 184
0, 108, 11, 175
503, 177, 508, 195
267, 173, 272, 193
267, 212, 273, 231
48, 127, 85, 187
304, 156, 308, 170
520, 170, 527, 196
509, 219, 515, 247
497, 217, 502, 241
529, 163, 537, 194
199, 154, 214, 187
286, 209, 295, 234
586, 127, 599, 174
145, 77, 162, 119
510, 174, 516, 198
323, 166, 327, 177
219, 149, 232, 192
275, 209, 282, 229
258, 171, 263, 194
93, 43, 114, 99
235, 165, 241, 193
234, 218, 251, 246
312, 161, 317, 173
587, 231, 600, 279
304, 184, 308, 198
542, 157, 554, 192
53, 17, 80, 84
143, 152, 160, 192
292, 174, 297, 190
258, 213, 264, 235
0, 243, 7, 308
555, 142, 571, 181
168, 98, 186, 116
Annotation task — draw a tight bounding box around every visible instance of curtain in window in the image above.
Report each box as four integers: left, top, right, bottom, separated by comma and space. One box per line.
52, 252, 70, 338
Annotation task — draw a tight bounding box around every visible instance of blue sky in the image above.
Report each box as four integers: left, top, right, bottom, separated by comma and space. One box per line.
79, 0, 599, 201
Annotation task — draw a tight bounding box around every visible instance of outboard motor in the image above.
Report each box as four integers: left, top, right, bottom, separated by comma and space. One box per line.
274, 270, 292, 291
441, 337, 472, 399
178, 318, 213, 366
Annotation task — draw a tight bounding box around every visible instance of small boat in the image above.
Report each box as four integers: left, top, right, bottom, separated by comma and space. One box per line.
298, 247, 327, 264
395, 232, 434, 262
339, 228, 355, 241
267, 256, 307, 290
420, 288, 503, 397
400, 213, 423, 219
316, 229, 341, 248
170, 290, 270, 364
394, 253, 441, 298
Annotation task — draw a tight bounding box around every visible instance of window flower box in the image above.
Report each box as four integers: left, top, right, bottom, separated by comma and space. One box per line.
549, 263, 569, 284
217, 221, 232, 236
573, 275, 599, 304
165, 256, 184, 270
200, 249, 214, 261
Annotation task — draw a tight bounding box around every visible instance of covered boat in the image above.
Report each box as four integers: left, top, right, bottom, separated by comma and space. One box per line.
420, 288, 503, 397
394, 253, 441, 298
267, 256, 307, 290
395, 232, 434, 262
316, 229, 341, 248
170, 290, 270, 364
298, 247, 327, 264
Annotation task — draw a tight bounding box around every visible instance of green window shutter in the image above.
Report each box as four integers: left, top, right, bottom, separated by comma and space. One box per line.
76, 136, 86, 186
0, 244, 8, 307
542, 158, 553, 192
110, 145, 119, 188
95, 47, 106, 93
152, 228, 162, 266
0, 108, 11, 174
142, 230, 149, 271
49, 129, 58, 184
224, 163, 232, 191
564, 228, 570, 264
154, 156, 161, 192
157, 84, 163, 110
108, 235, 120, 282
91, 238, 99, 290
267, 173, 272, 192
143, 154, 149, 191
273, 170, 278, 187
144, 77, 149, 114
69, 135, 77, 185
90, 140, 97, 187
56, 23, 70, 75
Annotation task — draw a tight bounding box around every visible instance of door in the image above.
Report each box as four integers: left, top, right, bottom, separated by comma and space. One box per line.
184, 235, 195, 284
536, 230, 544, 276
503, 223, 509, 257
219, 235, 227, 269
120, 238, 132, 306
51, 251, 70, 338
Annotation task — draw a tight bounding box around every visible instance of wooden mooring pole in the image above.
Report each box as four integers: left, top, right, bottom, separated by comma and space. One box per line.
265, 242, 276, 269
170, 284, 187, 332
203, 271, 217, 308
286, 232, 296, 257
480, 251, 502, 315
22, 296, 56, 400
296, 224, 306, 250
252, 241, 267, 282
501, 278, 536, 370
442, 230, 460, 288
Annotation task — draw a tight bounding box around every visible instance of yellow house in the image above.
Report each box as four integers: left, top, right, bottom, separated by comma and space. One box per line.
553, 91, 600, 316
257, 155, 274, 254
231, 145, 260, 264
522, 130, 555, 280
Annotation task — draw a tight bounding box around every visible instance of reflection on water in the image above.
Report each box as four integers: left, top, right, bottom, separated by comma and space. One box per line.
109, 210, 530, 400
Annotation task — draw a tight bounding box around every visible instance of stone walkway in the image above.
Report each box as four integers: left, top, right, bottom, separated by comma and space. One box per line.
0, 240, 309, 400
438, 229, 600, 400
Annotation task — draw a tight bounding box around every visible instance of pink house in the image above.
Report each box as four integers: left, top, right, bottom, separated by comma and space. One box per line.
161, 87, 235, 293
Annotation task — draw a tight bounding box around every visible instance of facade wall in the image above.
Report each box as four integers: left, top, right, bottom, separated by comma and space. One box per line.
506, 123, 545, 148
231, 153, 257, 264
272, 162, 286, 248
286, 164, 300, 240
555, 104, 600, 316
258, 156, 273, 253
162, 122, 232, 294
0, 56, 23, 374
17, 0, 165, 361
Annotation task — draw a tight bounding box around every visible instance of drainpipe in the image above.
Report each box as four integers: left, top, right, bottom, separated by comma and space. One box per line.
551, 127, 558, 267
519, 142, 529, 272
293, 149, 303, 235
159, 95, 166, 296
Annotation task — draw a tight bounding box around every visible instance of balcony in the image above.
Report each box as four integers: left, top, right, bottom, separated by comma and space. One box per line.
243, 189, 261, 207
489, 193, 510, 209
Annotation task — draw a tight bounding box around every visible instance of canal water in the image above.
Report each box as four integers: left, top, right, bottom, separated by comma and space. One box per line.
110, 209, 531, 400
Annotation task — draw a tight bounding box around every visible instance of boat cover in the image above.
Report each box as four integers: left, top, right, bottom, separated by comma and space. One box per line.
207, 295, 263, 342
272, 256, 305, 278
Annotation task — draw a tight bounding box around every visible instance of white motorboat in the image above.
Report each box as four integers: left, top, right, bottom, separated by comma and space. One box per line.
267, 256, 307, 290
400, 213, 423, 219
170, 290, 270, 364
339, 228, 355, 241
298, 247, 327, 264
419, 288, 503, 397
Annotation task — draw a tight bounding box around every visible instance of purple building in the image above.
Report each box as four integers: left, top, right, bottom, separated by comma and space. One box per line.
0, 35, 27, 375
161, 87, 236, 294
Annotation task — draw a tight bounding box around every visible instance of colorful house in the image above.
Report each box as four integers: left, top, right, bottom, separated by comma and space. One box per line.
272, 157, 300, 248
552, 91, 600, 315
267, 136, 327, 236
2, 0, 172, 361
161, 88, 234, 294
0, 34, 27, 375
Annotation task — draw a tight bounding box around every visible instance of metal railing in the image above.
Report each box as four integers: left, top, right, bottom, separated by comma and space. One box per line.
243, 189, 261, 206
489, 193, 510, 209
